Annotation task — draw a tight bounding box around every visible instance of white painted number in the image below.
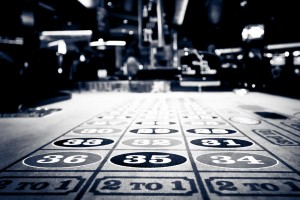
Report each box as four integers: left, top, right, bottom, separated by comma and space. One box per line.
124, 155, 146, 164
223, 140, 241, 146
63, 139, 103, 146
202, 140, 220, 146
63, 155, 88, 163
137, 129, 171, 134
81, 129, 113, 134
37, 155, 88, 164
37, 155, 63, 163
132, 139, 170, 146
237, 156, 264, 164
195, 129, 229, 134
83, 139, 103, 145
211, 156, 235, 164
63, 139, 84, 145
123, 155, 171, 164
211, 155, 264, 165
149, 155, 171, 164
132, 139, 150, 145
201, 139, 241, 146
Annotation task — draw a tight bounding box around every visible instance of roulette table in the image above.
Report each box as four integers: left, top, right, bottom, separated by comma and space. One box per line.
0, 90, 299, 200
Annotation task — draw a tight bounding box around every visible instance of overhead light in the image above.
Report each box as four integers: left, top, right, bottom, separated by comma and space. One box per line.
173, 0, 189, 25
77, 0, 100, 8
215, 47, 242, 55
41, 30, 93, 37
266, 42, 300, 50
90, 38, 105, 46
90, 38, 126, 47
106, 41, 126, 46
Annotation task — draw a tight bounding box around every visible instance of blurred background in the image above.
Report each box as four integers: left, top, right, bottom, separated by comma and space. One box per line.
1, 0, 300, 112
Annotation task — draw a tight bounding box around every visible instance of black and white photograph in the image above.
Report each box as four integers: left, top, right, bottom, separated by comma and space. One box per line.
0, 0, 300, 199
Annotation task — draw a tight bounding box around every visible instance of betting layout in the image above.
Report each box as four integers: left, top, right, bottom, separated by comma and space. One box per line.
0, 92, 300, 200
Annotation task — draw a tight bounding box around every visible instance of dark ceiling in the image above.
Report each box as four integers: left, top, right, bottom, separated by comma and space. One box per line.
1, 0, 300, 50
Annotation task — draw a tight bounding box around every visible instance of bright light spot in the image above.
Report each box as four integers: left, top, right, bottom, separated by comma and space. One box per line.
293, 51, 300, 56
270, 55, 285, 66
80, 54, 86, 62
58, 68, 63, 74
242, 24, 264, 41
265, 53, 273, 58
285, 51, 290, 57
293, 57, 300, 65
107, 2, 112, 7
129, 31, 134, 35
121, 29, 126, 33
252, 84, 256, 88
237, 54, 243, 60
90, 39, 101, 46
215, 50, 221, 56
123, 19, 128, 24
221, 63, 230, 68
97, 45, 106, 50
24, 62, 29, 68
240, 1, 247, 7
77, 0, 99, 8
295, 68, 300, 74
184, 51, 189, 56
139, 65, 143, 70
173, 0, 189, 25
249, 51, 255, 58
98, 69, 107, 78
244, 83, 248, 87
106, 40, 126, 46
234, 88, 248, 96
58, 40, 67, 54
48, 40, 67, 54
42, 30, 92, 36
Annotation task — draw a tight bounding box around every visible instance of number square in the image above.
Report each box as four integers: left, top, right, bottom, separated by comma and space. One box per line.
191, 150, 292, 172
187, 137, 263, 150
101, 150, 193, 172
42, 136, 117, 150
6, 150, 109, 171
116, 136, 186, 150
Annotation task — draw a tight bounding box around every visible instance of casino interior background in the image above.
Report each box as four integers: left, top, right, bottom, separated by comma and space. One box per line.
0, 0, 300, 200
1, 0, 300, 111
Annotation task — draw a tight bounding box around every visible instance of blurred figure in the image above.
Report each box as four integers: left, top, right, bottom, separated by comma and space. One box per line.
112, 55, 141, 80
124, 56, 141, 80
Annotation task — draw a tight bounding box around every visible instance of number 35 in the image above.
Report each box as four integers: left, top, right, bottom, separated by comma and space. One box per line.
124, 155, 171, 164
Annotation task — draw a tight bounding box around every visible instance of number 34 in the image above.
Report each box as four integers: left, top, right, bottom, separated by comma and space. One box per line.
211, 156, 264, 165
